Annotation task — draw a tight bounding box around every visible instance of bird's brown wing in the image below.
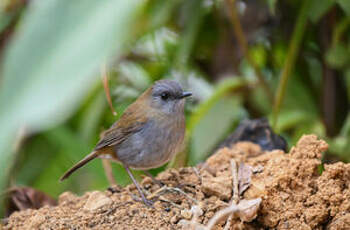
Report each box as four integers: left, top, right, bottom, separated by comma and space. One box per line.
94, 106, 147, 150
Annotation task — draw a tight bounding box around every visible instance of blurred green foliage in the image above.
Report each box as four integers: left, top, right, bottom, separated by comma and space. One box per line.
0, 0, 350, 216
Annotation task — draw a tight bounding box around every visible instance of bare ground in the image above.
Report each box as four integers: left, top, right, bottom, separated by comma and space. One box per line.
3, 135, 350, 229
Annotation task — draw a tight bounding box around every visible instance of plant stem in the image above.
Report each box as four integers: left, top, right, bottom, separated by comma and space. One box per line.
272, 0, 311, 130
332, 17, 350, 47
101, 63, 117, 116
226, 0, 273, 102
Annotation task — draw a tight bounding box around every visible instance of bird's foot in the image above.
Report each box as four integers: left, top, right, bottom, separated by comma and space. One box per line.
143, 198, 154, 207
130, 193, 154, 207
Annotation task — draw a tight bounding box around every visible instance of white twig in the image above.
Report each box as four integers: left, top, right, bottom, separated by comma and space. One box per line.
223, 214, 233, 230
206, 203, 240, 229
223, 159, 239, 229
231, 159, 239, 204
206, 198, 262, 230
193, 167, 202, 184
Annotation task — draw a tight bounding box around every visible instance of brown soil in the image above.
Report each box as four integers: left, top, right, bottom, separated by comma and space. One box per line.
3, 135, 350, 229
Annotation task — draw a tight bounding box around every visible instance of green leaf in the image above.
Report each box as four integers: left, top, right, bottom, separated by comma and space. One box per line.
190, 96, 246, 164
147, 0, 182, 29
326, 43, 350, 69
0, 0, 143, 194
78, 91, 107, 143
337, 0, 350, 16
187, 78, 246, 164
309, 0, 334, 23
187, 78, 246, 134
266, 0, 278, 14
272, 110, 312, 133
249, 45, 267, 68
174, 0, 206, 69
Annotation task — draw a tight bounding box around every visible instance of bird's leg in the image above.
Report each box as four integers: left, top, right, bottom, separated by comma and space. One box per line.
143, 170, 164, 187
124, 165, 153, 207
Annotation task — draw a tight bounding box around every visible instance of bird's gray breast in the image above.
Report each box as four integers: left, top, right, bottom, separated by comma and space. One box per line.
115, 118, 184, 169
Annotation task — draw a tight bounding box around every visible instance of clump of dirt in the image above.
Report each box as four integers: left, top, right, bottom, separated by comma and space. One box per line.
3, 135, 350, 229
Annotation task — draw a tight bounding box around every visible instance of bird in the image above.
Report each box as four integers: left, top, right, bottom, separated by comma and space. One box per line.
60, 79, 191, 206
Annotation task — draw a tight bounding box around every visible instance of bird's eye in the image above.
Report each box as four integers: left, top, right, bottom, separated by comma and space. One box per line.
160, 92, 170, 100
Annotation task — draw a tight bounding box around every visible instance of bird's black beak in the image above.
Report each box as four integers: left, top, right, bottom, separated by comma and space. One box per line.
180, 92, 192, 99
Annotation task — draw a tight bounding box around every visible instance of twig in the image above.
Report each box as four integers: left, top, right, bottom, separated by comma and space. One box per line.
223, 214, 233, 230
100, 62, 118, 186
224, 159, 239, 229
101, 63, 117, 116
206, 198, 262, 230
158, 196, 182, 209
206, 203, 240, 230
272, 0, 310, 129
192, 167, 202, 184
179, 205, 204, 230
231, 160, 239, 204
105, 201, 133, 215
225, 0, 273, 102
148, 186, 198, 204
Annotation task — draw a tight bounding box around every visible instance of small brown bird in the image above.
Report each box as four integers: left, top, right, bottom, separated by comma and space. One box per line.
60, 79, 191, 206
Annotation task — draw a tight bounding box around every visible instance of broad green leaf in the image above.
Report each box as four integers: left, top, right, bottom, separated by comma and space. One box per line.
327, 114, 350, 161
174, 0, 206, 69
147, 0, 182, 30
337, 0, 350, 16
187, 78, 247, 164
187, 78, 246, 134
284, 75, 319, 116
273, 110, 312, 133
78, 91, 107, 143
309, 0, 334, 23
190, 96, 246, 164
0, 0, 143, 194
326, 43, 350, 69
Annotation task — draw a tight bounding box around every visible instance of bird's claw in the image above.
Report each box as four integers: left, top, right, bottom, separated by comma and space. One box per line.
143, 198, 154, 207
130, 194, 154, 207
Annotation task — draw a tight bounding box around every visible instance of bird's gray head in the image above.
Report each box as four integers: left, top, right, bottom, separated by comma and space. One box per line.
149, 80, 191, 115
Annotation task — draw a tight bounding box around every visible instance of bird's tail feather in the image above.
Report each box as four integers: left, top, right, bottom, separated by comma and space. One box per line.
60, 151, 99, 181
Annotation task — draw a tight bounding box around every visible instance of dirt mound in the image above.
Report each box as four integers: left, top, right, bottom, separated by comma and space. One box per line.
3, 135, 350, 229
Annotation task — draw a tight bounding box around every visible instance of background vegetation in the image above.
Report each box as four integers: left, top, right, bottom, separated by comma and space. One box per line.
0, 0, 349, 215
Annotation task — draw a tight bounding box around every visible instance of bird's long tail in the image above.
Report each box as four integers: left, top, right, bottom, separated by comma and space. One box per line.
60, 151, 99, 181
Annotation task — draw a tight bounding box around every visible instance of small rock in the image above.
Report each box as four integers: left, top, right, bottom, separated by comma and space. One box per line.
180, 209, 192, 220
83, 191, 112, 211
191, 205, 203, 217
327, 213, 350, 230
28, 213, 45, 229
170, 215, 180, 224
201, 174, 232, 200
58, 191, 76, 204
